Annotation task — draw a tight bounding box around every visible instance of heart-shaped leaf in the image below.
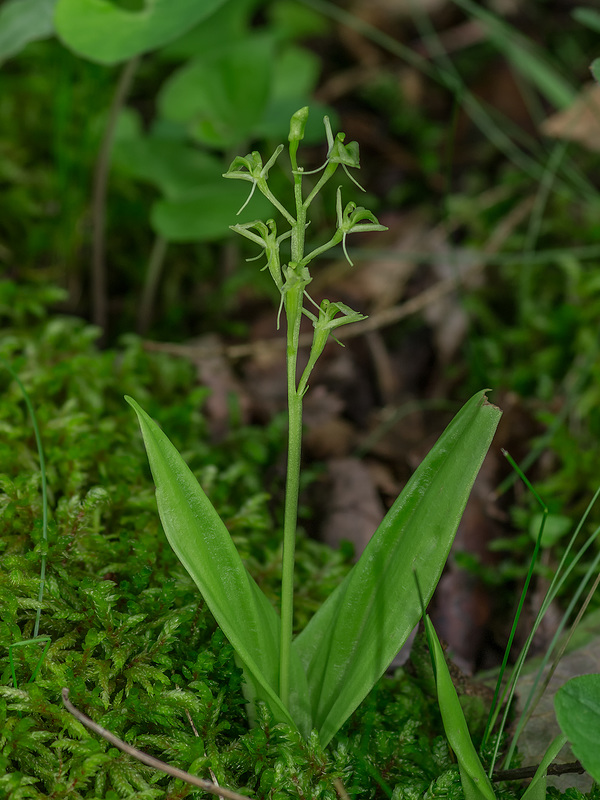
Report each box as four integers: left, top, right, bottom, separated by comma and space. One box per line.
158, 34, 274, 148
555, 674, 600, 782
55, 0, 228, 65
151, 182, 273, 242
0, 0, 55, 63
112, 136, 224, 199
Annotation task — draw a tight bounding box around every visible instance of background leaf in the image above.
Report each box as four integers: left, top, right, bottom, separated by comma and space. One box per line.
0, 0, 56, 64
158, 34, 275, 148
151, 183, 274, 242
573, 8, 600, 34
112, 131, 273, 241
54, 0, 228, 65
555, 674, 600, 781
294, 390, 501, 746
112, 135, 225, 198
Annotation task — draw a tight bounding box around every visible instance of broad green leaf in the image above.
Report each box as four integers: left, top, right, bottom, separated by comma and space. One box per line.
111, 131, 273, 241
270, 45, 321, 105
158, 35, 274, 148
267, 0, 329, 40
424, 617, 496, 800
520, 734, 569, 800
573, 8, 600, 34
158, 0, 257, 61
125, 396, 311, 736
54, 0, 227, 65
151, 182, 272, 242
555, 674, 600, 781
112, 136, 225, 199
295, 390, 501, 746
254, 45, 328, 143
528, 513, 571, 548
0, 0, 55, 64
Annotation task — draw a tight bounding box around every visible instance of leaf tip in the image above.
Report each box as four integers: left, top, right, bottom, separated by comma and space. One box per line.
481, 389, 502, 414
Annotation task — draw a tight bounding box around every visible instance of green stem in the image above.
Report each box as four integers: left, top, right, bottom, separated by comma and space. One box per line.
0, 359, 48, 640
279, 150, 307, 708
303, 161, 337, 209
279, 344, 303, 707
260, 182, 296, 226
298, 232, 341, 269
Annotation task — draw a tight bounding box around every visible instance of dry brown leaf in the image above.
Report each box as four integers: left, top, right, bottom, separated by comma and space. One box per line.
319, 457, 385, 558
541, 82, 600, 152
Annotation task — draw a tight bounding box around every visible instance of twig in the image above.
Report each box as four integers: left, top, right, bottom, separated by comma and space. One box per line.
91, 55, 140, 341
61, 688, 253, 800
492, 760, 585, 782
333, 777, 352, 800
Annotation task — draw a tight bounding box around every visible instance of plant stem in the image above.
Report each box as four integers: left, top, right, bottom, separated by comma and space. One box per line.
279, 357, 302, 707
279, 275, 304, 706
279, 153, 307, 708
137, 234, 168, 335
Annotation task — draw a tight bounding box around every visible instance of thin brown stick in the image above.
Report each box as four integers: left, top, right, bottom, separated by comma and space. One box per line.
91, 56, 141, 340
61, 688, 253, 800
492, 760, 585, 782
333, 777, 352, 800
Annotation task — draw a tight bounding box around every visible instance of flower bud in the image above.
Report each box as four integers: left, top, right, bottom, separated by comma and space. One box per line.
289, 106, 309, 143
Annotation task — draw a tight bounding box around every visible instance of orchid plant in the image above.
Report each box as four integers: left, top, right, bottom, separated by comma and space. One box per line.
127, 107, 501, 746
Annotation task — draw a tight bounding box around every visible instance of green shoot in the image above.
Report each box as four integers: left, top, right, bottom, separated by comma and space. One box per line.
482, 449, 548, 765
483, 451, 600, 776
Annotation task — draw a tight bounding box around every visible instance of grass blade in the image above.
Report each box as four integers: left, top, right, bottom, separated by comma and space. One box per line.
424, 616, 496, 800
520, 734, 569, 800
